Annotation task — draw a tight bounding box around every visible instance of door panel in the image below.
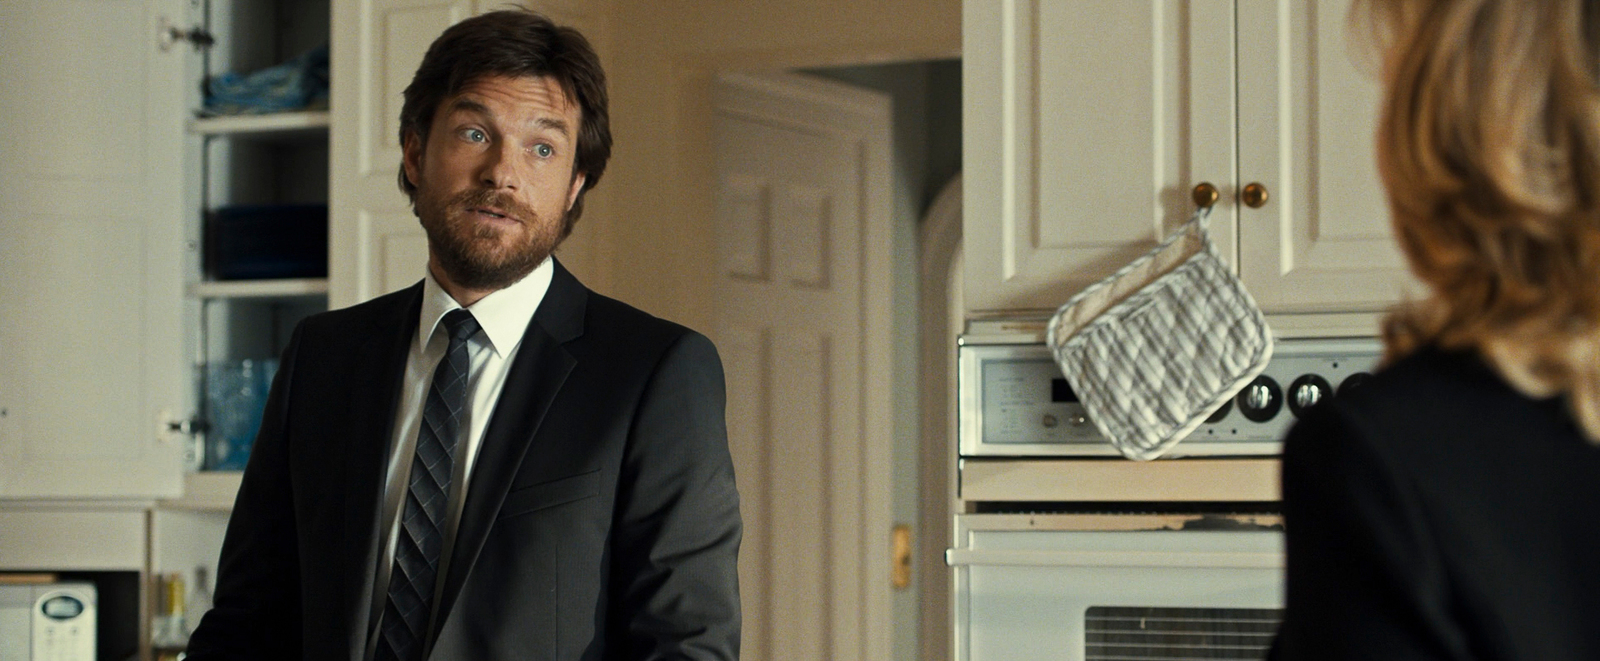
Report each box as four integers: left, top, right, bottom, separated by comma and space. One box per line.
0, 0, 189, 497
963, 0, 1235, 315
330, 0, 471, 308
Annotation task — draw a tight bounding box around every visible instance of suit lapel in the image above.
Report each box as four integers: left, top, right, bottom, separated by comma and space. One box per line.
336, 283, 423, 657
434, 259, 588, 633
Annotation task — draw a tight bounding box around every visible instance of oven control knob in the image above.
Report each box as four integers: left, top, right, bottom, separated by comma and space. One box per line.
1237, 376, 1282, 422
1041, 414, 1059, 428
1068, 412, 1088, 427
1288, 374, 1333, 418
1339, 372, 1372, 396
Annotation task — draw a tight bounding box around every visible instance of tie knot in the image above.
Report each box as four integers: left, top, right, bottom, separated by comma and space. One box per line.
440, 308, 480, 344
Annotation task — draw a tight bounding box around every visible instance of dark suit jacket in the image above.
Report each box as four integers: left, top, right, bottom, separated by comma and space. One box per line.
1272, 347, 1600, 660
186, 260, 742, 660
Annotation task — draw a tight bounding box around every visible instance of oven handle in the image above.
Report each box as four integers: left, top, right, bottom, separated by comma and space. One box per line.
945, 548, 1284, 569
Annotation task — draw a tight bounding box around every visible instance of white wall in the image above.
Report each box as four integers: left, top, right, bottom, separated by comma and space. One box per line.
581, 0, 960, 334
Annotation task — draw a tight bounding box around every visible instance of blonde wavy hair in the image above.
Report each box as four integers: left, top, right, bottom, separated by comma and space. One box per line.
1359, 0, 1600, 440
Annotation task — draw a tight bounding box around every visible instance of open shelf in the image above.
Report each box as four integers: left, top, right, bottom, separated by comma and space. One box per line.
187, 278, 328, 299
187, 110, 330, 137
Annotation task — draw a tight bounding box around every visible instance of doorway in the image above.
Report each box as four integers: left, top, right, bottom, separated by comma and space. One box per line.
802, 60, 960, 661
713, 60, 961, 661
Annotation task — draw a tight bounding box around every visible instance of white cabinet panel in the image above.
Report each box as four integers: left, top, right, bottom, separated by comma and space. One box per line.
367, 2, 473, 177
963, 0, 1236, 315
331, 0, 471, 309
1236, 0, 1420, 313
0, 509, 148, 571
357, 210, 430, 297
0, 0, 189, 498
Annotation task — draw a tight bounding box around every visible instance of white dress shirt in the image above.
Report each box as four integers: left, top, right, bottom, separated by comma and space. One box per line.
364, 258, 553, 659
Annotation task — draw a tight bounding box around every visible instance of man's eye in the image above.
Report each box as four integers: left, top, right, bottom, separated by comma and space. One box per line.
533, 143, 554, 158
462, 129, 486, 142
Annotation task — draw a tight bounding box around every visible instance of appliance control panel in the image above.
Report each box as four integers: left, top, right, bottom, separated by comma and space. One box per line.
958, 337, 1382, 457
0, 582, 96, 661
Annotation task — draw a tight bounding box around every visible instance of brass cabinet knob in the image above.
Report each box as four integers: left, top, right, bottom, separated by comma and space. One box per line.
1192, 182, 1219, 209
1242, 182, 1270, 208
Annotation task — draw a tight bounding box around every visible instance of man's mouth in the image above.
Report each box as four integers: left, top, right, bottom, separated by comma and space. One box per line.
470, 207, 515, 222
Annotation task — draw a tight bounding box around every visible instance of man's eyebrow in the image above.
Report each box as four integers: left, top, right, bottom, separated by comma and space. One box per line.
533, 117, 572, 135
446, 98, 571, 136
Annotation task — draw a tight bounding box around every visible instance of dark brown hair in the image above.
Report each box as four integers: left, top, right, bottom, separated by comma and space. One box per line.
397, 9, 611, 235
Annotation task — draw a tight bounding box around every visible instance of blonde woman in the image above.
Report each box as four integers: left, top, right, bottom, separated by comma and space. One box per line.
1272, 0, 1600, 658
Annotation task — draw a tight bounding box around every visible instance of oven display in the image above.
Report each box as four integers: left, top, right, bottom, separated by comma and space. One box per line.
981, 359, 1101, 444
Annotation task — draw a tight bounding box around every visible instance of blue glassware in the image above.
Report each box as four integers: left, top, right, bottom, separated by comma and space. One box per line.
204, 359, 278, 471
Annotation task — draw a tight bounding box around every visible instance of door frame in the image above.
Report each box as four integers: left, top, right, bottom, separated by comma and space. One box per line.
917, 174, 961, 661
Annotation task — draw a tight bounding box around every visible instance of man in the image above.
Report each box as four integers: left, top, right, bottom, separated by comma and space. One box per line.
185, 10, 742, 660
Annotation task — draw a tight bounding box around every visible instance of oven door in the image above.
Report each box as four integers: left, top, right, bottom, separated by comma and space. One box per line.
949, 514, 1284, 661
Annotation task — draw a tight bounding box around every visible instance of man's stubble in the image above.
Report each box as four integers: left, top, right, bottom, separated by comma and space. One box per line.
416, 185, 563, 291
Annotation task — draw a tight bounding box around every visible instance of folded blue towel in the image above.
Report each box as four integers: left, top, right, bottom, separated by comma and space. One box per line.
202, 43, 329, 116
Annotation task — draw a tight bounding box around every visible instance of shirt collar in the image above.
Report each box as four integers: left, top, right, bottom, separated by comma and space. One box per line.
418, 257, 554, 358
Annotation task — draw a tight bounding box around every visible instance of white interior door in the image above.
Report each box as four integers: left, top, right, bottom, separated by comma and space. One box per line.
0, 0, 191, 498
714, 71, 895, 661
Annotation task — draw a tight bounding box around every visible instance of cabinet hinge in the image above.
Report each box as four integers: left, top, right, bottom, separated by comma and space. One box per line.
158, 17, 215, 52
158, 411, 207, 440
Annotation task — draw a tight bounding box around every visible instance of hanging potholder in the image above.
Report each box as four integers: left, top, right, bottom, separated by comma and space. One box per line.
1045, 207, 1273, 461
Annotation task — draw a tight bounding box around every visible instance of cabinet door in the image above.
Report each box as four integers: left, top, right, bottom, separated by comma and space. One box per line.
963, 0, 1236, 316
0, 0, 190, 498
329, 0, 607, 310
1236, 0, 1421, 313
329, 0, 472, 309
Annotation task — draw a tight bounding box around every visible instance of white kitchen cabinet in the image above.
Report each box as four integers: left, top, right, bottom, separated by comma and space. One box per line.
963, 0, 1417, 318
0, 0, 328, 656
0, 0, 333, 497
0, 0, 192, 499
1233, 0, 1414, 313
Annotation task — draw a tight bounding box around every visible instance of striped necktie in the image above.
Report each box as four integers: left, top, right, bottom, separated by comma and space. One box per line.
376, 308, 480, 661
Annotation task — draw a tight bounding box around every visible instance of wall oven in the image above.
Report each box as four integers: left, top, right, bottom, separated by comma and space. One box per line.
950, 325, 1382, 661
950, 513, 1283, 661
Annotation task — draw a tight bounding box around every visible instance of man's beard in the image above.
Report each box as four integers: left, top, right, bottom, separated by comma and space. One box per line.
416, 187, 562, 291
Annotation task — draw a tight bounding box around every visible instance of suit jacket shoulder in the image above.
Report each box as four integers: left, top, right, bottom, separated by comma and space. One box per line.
581, 289, 704, 350
538, 261, 719, 377
295, 282, 422, 346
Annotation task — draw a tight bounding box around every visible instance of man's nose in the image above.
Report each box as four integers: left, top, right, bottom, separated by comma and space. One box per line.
479, 141, 520, 190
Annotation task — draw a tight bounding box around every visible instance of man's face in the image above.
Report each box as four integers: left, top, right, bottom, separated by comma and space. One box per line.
403, 74, 587, 292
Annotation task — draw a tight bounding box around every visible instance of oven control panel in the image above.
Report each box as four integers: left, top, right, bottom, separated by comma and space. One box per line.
958, 337, 1382, 457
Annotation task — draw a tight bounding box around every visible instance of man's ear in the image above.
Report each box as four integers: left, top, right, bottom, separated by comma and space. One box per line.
566, 171, 588, 211
402, 131, 424, 189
